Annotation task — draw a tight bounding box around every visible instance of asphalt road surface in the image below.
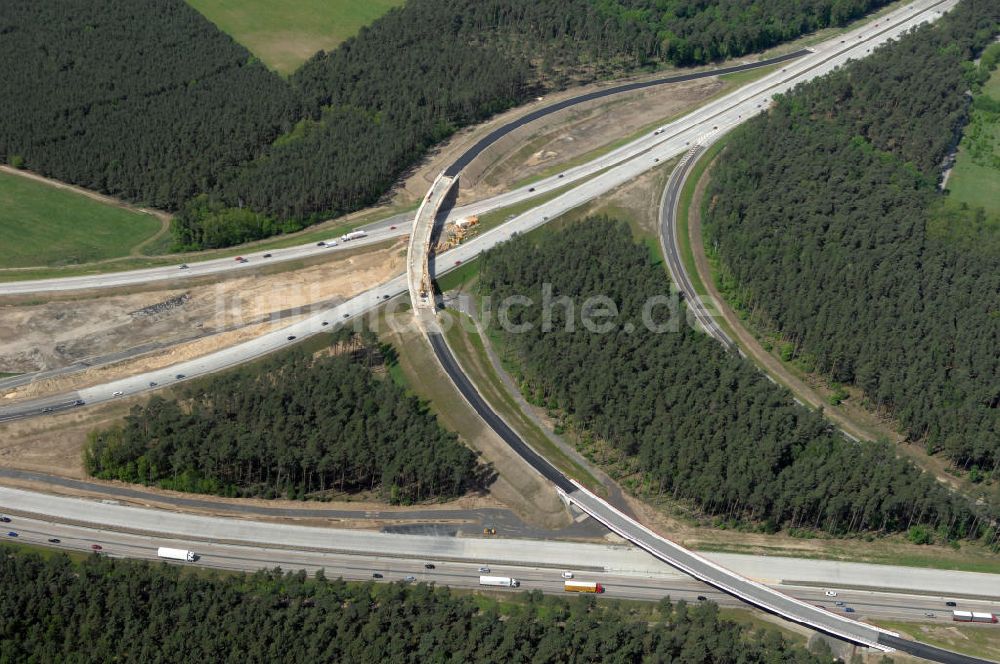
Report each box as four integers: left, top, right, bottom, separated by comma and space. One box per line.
0, 0, 956, 424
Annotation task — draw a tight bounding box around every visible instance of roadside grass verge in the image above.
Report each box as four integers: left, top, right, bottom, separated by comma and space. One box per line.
440, 309, 604, 493
0, 203, 412, 283
185, 0, 404, 75
0, 171, 161, 269
691, 535, 1000, 575
875, 620, 1000, 661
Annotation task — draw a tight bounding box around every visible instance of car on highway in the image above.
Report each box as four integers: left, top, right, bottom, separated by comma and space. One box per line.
696, 596, 707, 601
0, 516, 10, 523
424, 563, 435, 569
175, 374, 186, 380
7, 531, 17, 537
403, 575, 416, 582
286, 335, 296, 341
178, 264, 188, 269
149, 382, 157, 387
835, 601, 845, 606
235, 256, 243, 262
112, 391, 124, 397
262, 253, 272, 258
528, 187, 535, 192
342, 313, 350, 318
47, 538, 60, 543
382, 294, 390, 299
824, 590, 837, 597
558, 174, 564, 178
478, 567, 490, 574
90, 544, 102, 551
925, 612, 935, 618
317, 241, 326, 246
561, 571, 573, 579
321, 321, 329, 326
74, 399, 85, 406
455, 260, 462, 266
372, 573, 383, 579
946, 601, 957, 607
844, 607, 855, 613
43, 407, 53, 413
390, 225, 397, 230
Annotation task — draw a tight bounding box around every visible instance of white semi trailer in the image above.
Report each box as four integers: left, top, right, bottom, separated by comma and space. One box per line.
157, 547, 196, 562
479, 575, 519, 588
340, 230, 368, 242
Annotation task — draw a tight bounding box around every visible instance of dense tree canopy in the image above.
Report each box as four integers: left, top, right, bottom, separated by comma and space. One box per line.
478, 217, 991, 540
0, 548, 831, 663
703, 0, 1000, 474
0, 0, 300, 210
84, 333, 484, 504
2, 0, 897, 250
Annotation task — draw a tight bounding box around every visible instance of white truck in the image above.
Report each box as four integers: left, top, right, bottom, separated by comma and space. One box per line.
479, 575, 519, 588
340, 230, 367, 242
157, 547, 196, 562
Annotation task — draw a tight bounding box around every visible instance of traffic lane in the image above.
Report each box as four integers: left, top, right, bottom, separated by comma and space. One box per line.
6, 516, 983, 622
2, 0, 942, 296
443, 50, 810, 176
0, 274, 410, 421
879, 634, 996, 664
570, 486, 887, 646
427, 330, 575, 493
1, 222, 410, 295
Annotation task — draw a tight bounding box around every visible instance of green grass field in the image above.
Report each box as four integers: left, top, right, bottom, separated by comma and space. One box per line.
946, 68, 1000, 215
186, 0, 405, 75
0, 172, 162, 269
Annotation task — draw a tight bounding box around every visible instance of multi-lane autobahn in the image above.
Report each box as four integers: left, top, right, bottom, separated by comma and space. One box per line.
0, 0, 957, 423
405, 0, 993, 660
2, 1, 992, 660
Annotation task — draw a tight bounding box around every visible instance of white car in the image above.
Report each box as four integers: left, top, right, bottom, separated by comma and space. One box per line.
824, 590, 837, 597
478, 566, 490, 573
111, 391, 124, 397
561, 571, 574, 579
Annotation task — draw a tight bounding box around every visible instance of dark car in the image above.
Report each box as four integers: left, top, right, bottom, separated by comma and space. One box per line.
287, 335, 296, 341
382, 294, 390, 300
149, 381, 158, 387
424, 563, 435, 569
48, 538, 60, 544
0, 516, 10, 523
262, 253, 272, 258
178, 264, 189, 269
343, 313, 350, 318
528, 187, 535, 192
43, 407, 54, 413
696, 595, 707, 601
317, 241, 326, 247
372, 573, 383, 579
844, 607, 855, 613
175, 374, 186, 380
74, 399, 85, 406
90, 544, 102, 551
7, 531, 18, 537
946, 601, 957, 607
321, 321, 329, 326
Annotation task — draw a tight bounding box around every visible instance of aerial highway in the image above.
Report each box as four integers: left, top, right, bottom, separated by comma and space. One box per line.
1, 489, 998, 624
406, 0, 982, 660
0, 0, 957, 420
657, 144, 737, 350
2, 0, 947, 296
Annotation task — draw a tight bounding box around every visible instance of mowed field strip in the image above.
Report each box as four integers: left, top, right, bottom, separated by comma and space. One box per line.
0, 170, 162, 269
185, 0, 405, 75
946, 67, 1000, 214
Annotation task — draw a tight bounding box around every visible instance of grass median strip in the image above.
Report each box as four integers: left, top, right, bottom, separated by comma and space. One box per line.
441, 309, 603, 493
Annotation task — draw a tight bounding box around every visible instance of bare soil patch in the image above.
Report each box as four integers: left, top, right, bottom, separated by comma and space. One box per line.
0, 239, 407, 397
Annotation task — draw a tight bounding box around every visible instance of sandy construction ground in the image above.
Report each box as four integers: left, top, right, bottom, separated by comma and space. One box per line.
0, 239, 407, 396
